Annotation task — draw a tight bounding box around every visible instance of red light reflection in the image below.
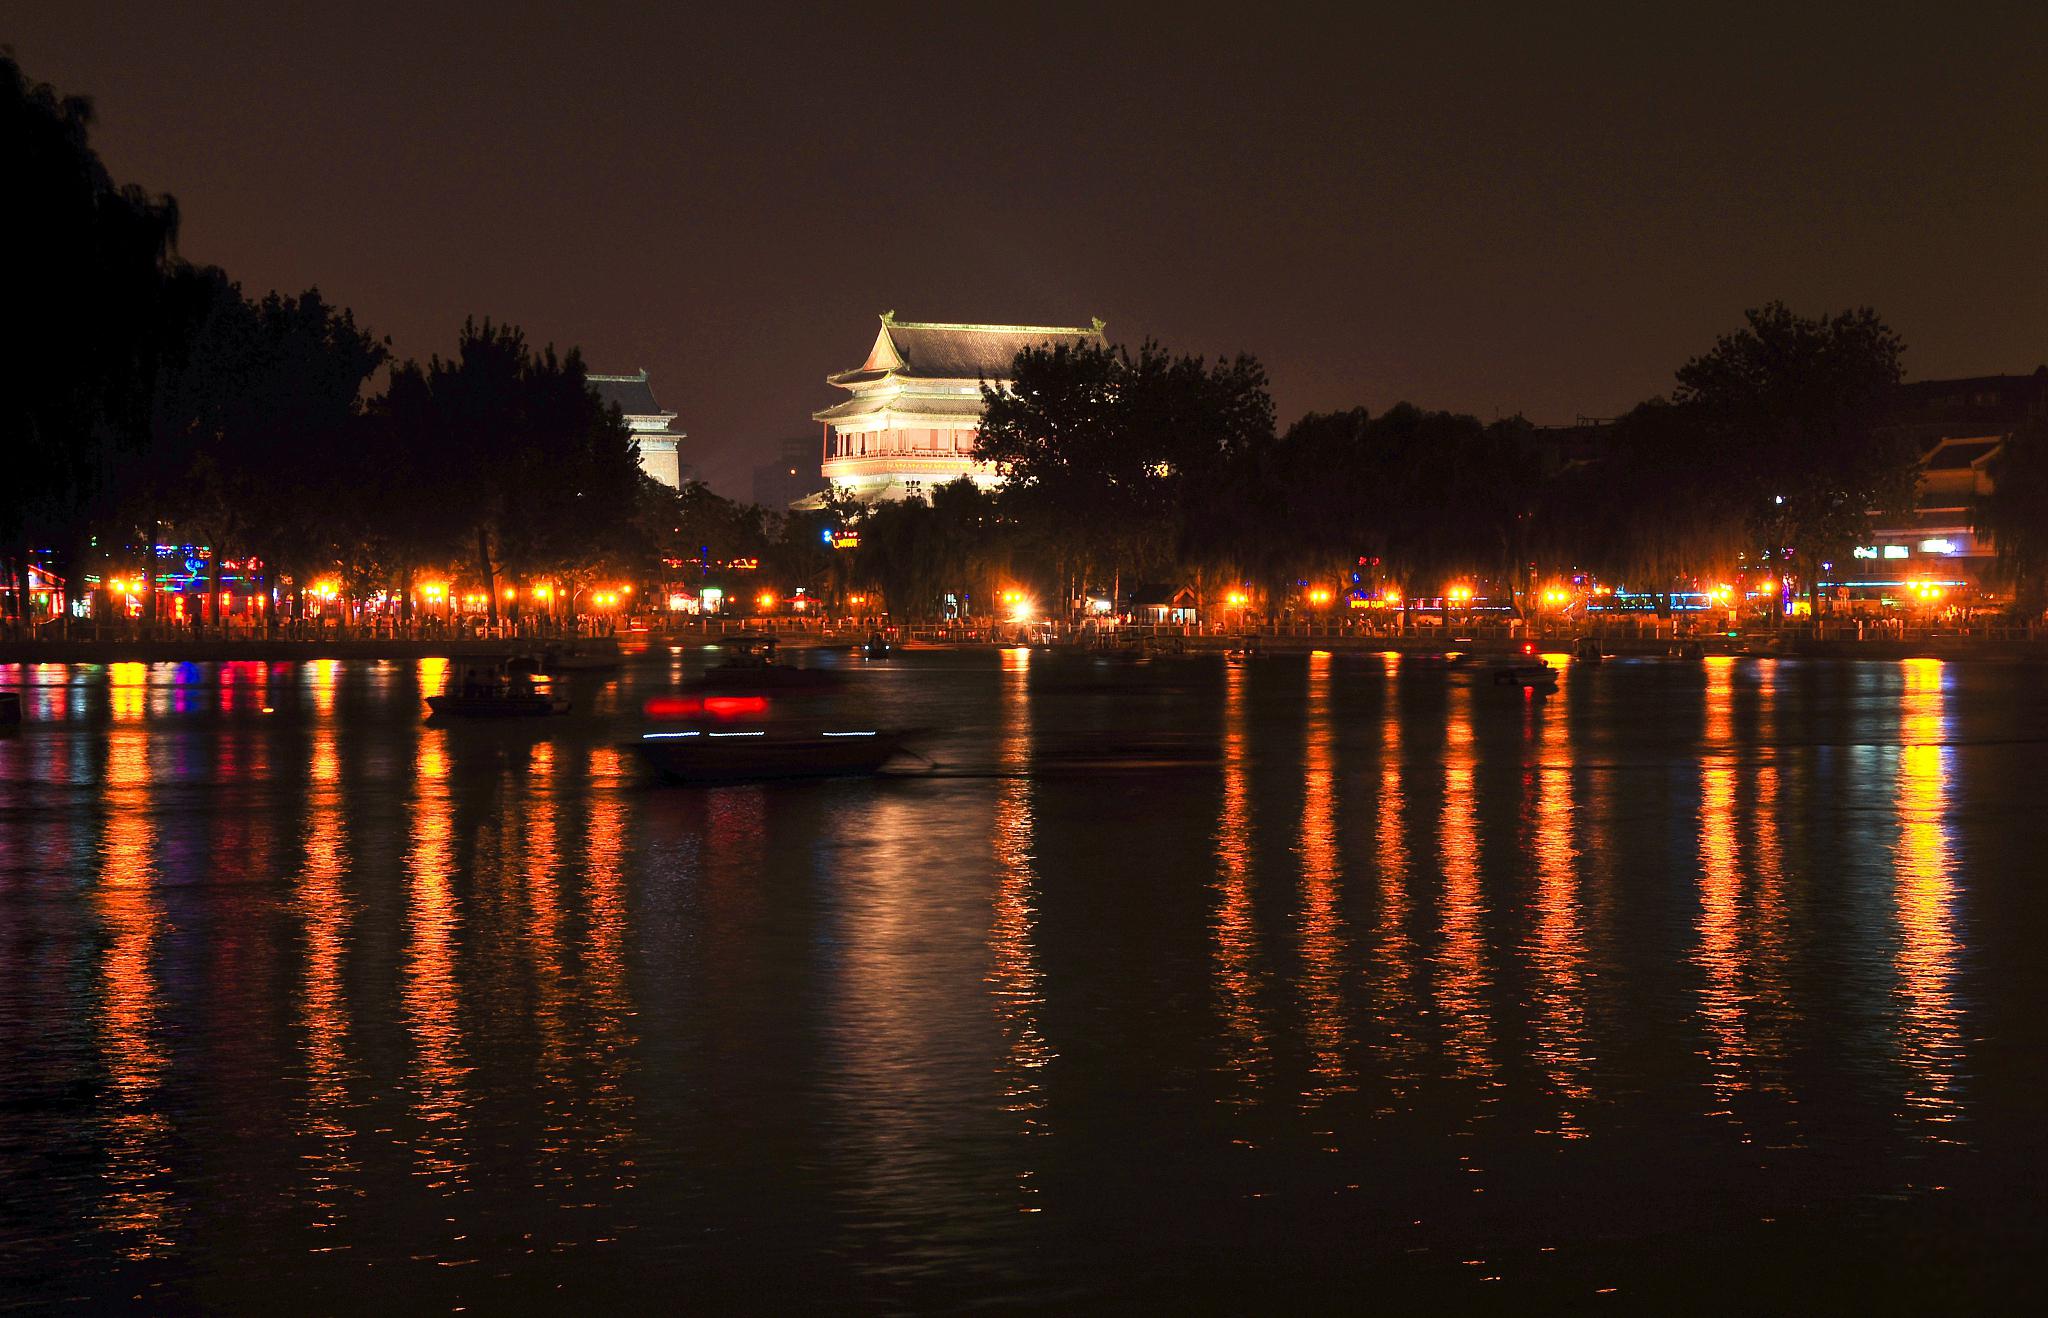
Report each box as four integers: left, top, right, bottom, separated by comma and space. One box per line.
643, 694, 769, 719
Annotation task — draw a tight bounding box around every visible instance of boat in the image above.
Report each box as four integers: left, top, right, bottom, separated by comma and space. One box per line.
692, 634, 842, 690
859, 632, 892, 659
425, 662, 571, 718
636, 726, 917, 784
1490, 659, 1560, 691
536, 642, 623, 673
1571, 635, 1605, 664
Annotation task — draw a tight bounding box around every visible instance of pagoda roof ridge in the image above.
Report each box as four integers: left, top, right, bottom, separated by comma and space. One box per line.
590, 369, 671, 419
829, 315, 1107, 388
880, 312, 1106, 337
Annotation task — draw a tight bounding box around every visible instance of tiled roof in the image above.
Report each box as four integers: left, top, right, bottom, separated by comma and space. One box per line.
886, 322, 1102, 380
813, 392, 988, 424
590, 370, 671, 419
1891, 367, 2048, 426
1924, 439, 2001, 470
828, 315, 1104, 387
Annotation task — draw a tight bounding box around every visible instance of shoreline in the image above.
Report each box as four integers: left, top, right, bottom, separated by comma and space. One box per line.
1, 633, 2043, 664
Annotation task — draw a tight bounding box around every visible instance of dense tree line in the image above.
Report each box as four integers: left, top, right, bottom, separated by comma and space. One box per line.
14, 51, 2031, 632
2, 53, 677, 628
833, 303, 1972, 624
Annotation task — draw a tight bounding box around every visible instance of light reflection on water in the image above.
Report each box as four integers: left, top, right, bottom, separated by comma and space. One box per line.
0, 651, 2033, 1309
1697, 657, 1748, 1114
1296, 651, 1348, 1109
1894, 658, 1962, 1132
1212, 658, 1267, 1103
296, 683, 356, 1238
1434, 681, 1493, 1085
404, 731, 469, 1201
95, 713, 178, 1259
988, 648, 1052, 1208
1528, 668, 1591, 1136
1367, 653, 1421, 1109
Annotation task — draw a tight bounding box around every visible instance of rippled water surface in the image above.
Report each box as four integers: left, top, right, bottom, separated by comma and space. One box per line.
3, 650, 2046, 1311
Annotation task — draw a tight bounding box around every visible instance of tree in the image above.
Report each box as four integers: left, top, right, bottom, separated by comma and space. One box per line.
387, 320, 639, 623
1672, 302, 1910, 615
3, 51, 182, 623
147, 273, 387, 624
977, 339, 1274, 610
495, 344, 643, 593
1534, 400, 1748, 613
353, 358, 465, 618
1977, 419, 2048, 618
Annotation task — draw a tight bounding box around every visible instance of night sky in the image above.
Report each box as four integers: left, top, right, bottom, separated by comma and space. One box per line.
13, 2, 2046, 496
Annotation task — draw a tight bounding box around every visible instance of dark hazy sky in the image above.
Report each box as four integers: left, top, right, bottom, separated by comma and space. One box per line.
13, 2, 2047, 496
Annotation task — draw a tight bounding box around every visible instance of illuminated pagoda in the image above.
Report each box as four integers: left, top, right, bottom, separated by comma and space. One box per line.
591, 369, 688, 489
811, 312, 1105, 503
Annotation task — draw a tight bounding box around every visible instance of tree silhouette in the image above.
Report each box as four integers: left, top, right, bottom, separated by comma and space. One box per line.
4, 51, 181, 622
1673, 302, 1910, 615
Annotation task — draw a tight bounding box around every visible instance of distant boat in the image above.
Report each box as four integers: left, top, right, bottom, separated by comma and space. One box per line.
692, 635, 842, 690
536, 642, 623, 673
426, 662, 571, 718
636, 726, 916, 784
1490, 659, 1559, 691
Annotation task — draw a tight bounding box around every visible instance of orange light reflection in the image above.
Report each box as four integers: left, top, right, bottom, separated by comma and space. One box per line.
989, 646, 1053, 1209
1213, 659, 1269, 1102
1895, 659, 1963, 1133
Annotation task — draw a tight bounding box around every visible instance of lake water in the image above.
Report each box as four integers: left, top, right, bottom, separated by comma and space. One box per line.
2, 650, 2045, 1311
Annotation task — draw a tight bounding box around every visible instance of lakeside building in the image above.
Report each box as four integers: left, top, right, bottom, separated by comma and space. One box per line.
1842, 366, 2048, 603
811, 312, 1105, 504
753, 436, 826, 509
592, 370, 689, 489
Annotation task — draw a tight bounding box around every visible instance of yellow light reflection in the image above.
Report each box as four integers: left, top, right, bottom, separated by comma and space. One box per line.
1296, 650, 1349, 1105
108, 661, 148, 723
1529, 675, 1592, 1135
1367, 653, 1421, 1105
1895, 658, 1962, 1132
418, 657, 449, 711
989, 646, 1053, 1209
1434, 683, 1493, 1081
1695, 657, 1747, 1111
405, 729, 469, 1192
309, 658, 341, 719
1213, 659, 1268, 1101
